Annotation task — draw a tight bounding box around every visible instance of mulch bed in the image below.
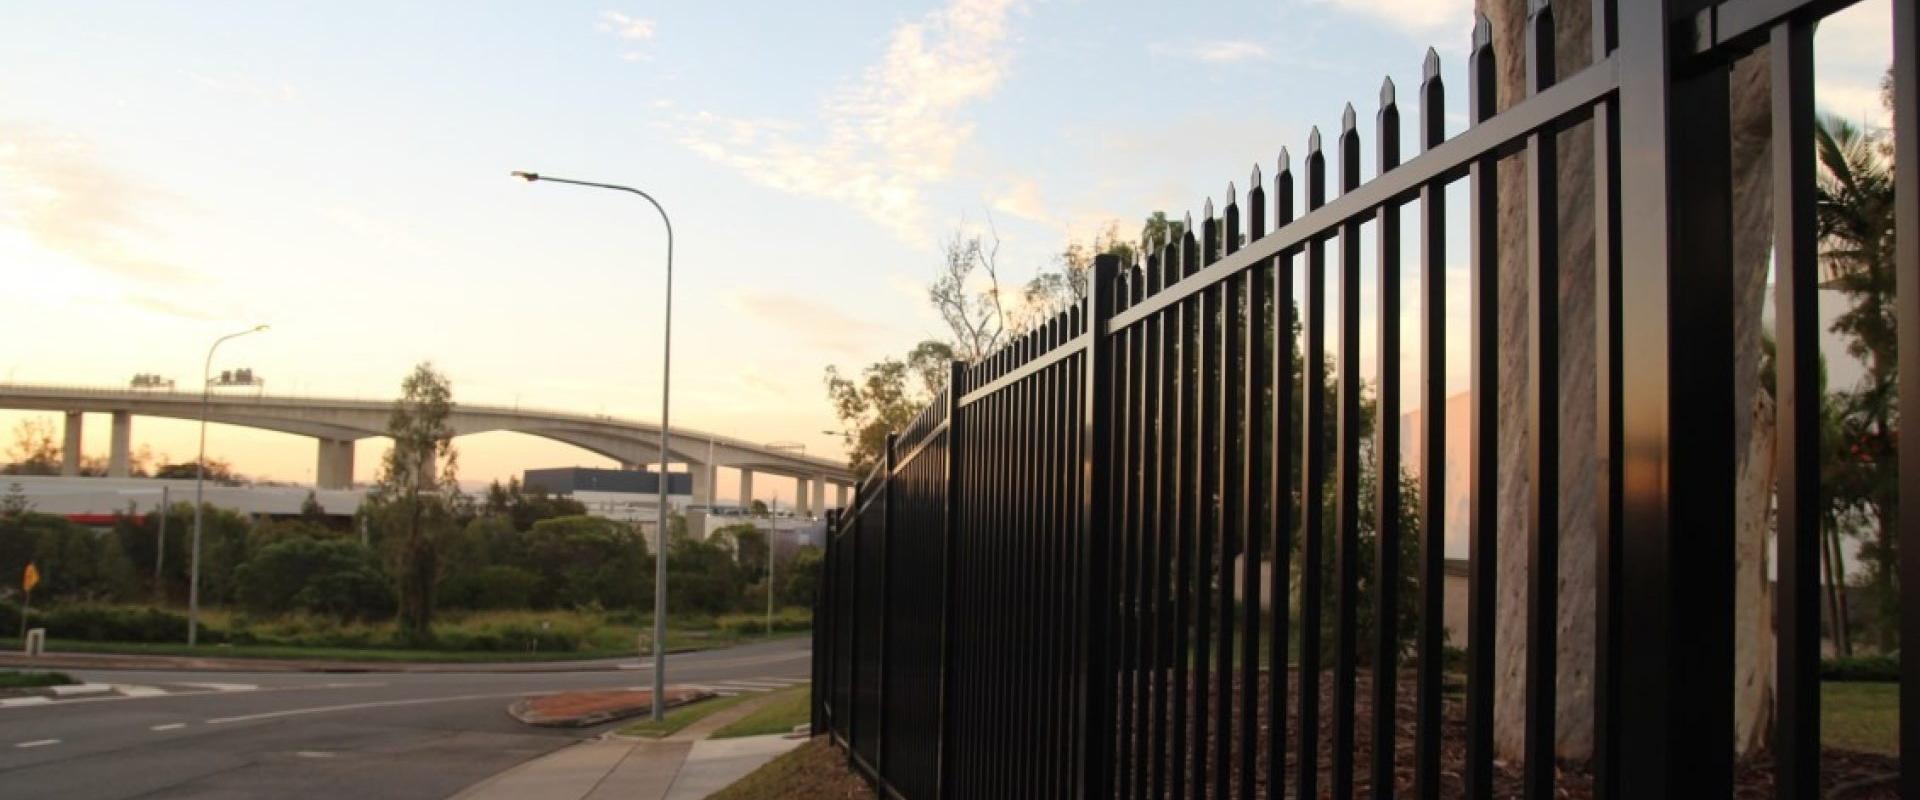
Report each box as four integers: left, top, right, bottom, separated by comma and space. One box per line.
710, 736, 876, 800
1112, 668, 1898, 799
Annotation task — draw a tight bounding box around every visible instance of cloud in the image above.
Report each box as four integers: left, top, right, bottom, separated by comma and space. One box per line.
729, 290, 898, 358
0, 124, 199, 283
990, 178, 1050, 224
674, 0, 1018, 244
126, 292, 222, 321
1311, 0, 1473, 40
597, 11, 656, 40
183, 70, 299, 104
1817, 81, 1891, 129
1147, 40, 1271, 64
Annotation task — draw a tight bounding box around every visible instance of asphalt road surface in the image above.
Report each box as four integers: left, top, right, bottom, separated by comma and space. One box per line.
0, 637, 811, 799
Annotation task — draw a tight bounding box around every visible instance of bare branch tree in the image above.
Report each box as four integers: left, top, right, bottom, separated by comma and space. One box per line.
928, 217, 1012, 361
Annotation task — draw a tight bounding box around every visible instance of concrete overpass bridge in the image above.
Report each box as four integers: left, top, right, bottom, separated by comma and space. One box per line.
0, 383, 855, 514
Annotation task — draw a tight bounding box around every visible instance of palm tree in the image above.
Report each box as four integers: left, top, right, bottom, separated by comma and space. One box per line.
1813, 109, 1899, 651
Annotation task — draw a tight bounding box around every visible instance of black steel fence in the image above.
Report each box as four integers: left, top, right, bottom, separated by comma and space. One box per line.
812, 0, 1918, 797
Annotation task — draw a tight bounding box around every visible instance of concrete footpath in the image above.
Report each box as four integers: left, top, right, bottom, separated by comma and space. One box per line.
450, 691, 803, 800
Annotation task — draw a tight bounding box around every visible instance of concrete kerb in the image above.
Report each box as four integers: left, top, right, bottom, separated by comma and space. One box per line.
510, 687, 713, 729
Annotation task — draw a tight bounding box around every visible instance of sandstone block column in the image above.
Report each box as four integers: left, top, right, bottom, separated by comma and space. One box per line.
316, 439, 355, 490
61, 411, 82, 476
108, 411, 132, 477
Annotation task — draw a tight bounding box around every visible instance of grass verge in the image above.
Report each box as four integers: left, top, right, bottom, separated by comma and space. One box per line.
708, 737, 873, 800
0, 670, 75, 689
1824, 681, 1897, 755
617, 693, 753, 738
713, 686, 810, 739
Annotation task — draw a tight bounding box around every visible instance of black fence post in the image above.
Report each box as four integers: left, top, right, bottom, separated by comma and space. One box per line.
1077, 255, 1119, 799
815, 509, 836, 736
878, 432, 896, 779
1896, 0, 1920, 796
938, 364, 963, 799
1613, 1, 1736, 797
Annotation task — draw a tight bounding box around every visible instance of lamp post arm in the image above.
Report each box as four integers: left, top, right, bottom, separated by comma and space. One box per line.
518, 173, 674, 721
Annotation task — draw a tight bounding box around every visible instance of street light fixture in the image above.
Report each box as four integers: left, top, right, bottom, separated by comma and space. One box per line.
189, 323, 268, 647
513, 169, 675, 721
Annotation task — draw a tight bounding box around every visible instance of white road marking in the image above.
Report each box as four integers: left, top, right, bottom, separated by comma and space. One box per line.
49, 683, 113, 696
0, 681, 381, 712
15, 739, 59, 748
205, 690, 546, 725
115, 685, 169, 697
178, 682, 258, 692
296, 751, 334, 758
150, 723, 186, 731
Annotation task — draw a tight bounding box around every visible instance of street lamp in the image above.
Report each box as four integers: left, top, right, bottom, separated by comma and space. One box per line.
512, 170, 675, 721
189, 324, 268, 646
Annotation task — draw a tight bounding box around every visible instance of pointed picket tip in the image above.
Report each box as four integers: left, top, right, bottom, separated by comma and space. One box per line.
1380, 76, 1397, 107
1183, 211, 1194, 232
1530, 0, 1552, 15
1424, 47, 1442, 81
1203, 197, 1215, 219
1226, 181, 1237, 206
1307, 127, 1322, 154
1278, 147, 1291, 173
1250, 162, 1262, 189
1472, 13, 1493, 49
1342, 103, 1357, 132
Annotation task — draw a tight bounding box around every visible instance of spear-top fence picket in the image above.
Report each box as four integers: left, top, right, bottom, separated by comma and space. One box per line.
812, 0, 1920, 797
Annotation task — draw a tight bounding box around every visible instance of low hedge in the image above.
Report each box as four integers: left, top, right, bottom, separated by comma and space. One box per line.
0, 603, 224, 644
1822, 654, 1900, 682
715, 608, 812, 636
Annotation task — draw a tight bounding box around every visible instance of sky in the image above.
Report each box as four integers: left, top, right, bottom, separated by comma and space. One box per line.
0, 0, 1898, 496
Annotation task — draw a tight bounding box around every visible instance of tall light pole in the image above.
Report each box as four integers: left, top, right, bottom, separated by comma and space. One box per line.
512, 170, 675, 721
189, 324, 267, 646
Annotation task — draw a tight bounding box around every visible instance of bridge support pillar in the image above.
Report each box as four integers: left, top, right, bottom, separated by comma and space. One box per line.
834, 482, 847, 511
738, 469, 754, 509
795, 477, 811, 517
61, 411, 82, 477
108, 411, 132, 477
316, 439, 355, 490
690, 462, 714, 507
810, 475, 825, 519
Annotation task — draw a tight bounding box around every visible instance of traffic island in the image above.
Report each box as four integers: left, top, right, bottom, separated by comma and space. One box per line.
509, 687, 711, 728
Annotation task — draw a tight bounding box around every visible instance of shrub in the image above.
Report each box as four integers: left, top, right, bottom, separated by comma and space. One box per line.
715, 608, 812, 636
0, 603, 211, 644
1823, 654, 1900, 682
235, 536, 393, 621
441, 565, 541, 610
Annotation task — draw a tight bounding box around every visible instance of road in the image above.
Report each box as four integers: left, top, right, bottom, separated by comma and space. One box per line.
0, 637, 810, 799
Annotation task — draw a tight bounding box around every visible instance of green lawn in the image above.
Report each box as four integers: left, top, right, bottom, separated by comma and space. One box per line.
1824, 681, 1897, 755
713, 687, 811, 739
0, 670, 74, 689
617, 693, 755, 738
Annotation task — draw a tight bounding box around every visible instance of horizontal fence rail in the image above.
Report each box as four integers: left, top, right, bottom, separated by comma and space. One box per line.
815, 0, 1917, 797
